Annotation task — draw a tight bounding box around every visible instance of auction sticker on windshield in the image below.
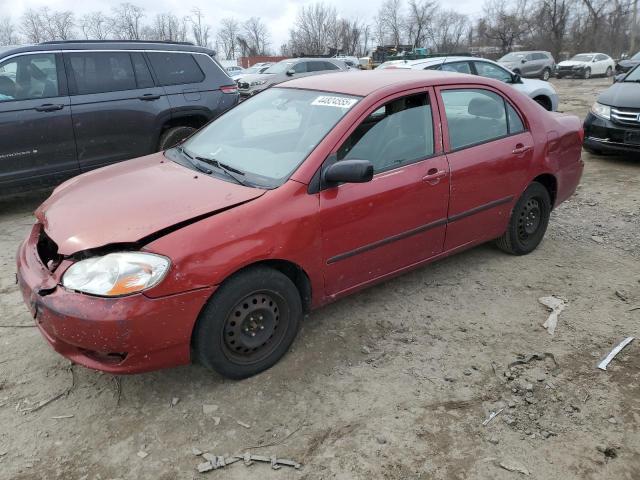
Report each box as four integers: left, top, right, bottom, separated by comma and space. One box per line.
312, 96, 358, 109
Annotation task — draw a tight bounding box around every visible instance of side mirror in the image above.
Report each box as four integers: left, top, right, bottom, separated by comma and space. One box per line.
521, 58, 527, 64
613, 73, 625, 83
511, 73, 522, 84
286, 69, 296, 76
323, 160, 373, 185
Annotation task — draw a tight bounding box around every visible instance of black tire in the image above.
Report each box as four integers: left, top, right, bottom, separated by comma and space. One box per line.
158, 126, 196, 151
541, 68, 551, 81
193, 267, 303, 379
533, 96, 552, 111
583, 68, 591, 80
605, 66, 613, 77
496, 182, 551, 256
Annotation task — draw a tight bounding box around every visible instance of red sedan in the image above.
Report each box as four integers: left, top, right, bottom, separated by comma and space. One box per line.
17, 70, 584, 379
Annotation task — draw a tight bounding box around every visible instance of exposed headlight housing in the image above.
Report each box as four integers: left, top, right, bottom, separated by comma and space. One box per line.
62, 252, 170, 297
591, 102, 611, 120
250, 79, 268, 86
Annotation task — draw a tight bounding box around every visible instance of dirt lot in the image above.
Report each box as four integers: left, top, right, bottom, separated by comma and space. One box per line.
0, 77, 638, 480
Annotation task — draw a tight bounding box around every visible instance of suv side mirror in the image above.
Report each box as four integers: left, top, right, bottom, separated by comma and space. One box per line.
521, 58, 527, 64
323, 160, 374, 185
286, 69, 296, 76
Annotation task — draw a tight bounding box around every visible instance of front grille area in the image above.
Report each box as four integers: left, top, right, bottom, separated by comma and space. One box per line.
611, 107, 640, 126
36, 227, 63, 271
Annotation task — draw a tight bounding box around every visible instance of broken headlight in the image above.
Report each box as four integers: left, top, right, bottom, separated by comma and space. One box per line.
62, 252, 170, 297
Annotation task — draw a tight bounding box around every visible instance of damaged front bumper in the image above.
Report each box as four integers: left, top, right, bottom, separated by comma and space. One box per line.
16, 223, 215, 374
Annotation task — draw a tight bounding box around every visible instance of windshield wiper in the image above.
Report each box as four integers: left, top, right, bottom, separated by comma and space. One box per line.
194, 156, 250, 187
176, 146, 213, 175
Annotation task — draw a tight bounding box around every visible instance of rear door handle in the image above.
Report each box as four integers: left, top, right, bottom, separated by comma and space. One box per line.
512, 144, 532, 155
138, 94, 161, 101
35, 104, 64, 112
422, 168, 447, 184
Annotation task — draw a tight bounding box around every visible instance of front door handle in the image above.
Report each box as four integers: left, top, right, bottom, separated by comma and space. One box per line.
138, 94, 161, 101
35, 104, 64, 112
422, 168, 447, 184
512, 143, 532, 155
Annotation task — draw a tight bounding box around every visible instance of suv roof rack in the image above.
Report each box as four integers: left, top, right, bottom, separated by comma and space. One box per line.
39, 40, 196, 46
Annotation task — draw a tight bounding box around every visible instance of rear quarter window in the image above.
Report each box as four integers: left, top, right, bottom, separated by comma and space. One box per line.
147, 52, 205, 86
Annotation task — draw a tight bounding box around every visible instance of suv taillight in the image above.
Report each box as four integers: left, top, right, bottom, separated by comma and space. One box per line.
221, 85, 238, 94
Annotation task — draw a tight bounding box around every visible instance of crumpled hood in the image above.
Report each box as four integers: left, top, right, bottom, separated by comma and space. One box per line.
598, 81, 640, 109
558, 60, 588, 67
36, 153, 265, 255
237, 73, 278, 87
618, 59, 640, 69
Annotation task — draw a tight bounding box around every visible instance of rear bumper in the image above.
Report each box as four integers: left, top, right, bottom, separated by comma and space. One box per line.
16, 224, 215, 374
583, 112, 640, 154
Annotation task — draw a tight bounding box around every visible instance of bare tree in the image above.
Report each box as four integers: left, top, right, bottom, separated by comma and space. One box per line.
482, 0, 530, 54
111, 3, 145, 40
217, 18, 241, 59
407, 0, 437, 48
288, 3, 338, 55
80, 12, 112, 40
190, 8, 211, 47
147, 13, 187, 42
0, 17, 19, 45
537, 0, 571, 59
21, 9, 46, 43
242, 17, 270, 55
429, 10, 470, 52
379, 0, 404, 46
45, 9, 75, 40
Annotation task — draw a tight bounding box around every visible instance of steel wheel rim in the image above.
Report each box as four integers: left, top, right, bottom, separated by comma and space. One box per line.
518, 198, 542, 242
221, 290, 289, 365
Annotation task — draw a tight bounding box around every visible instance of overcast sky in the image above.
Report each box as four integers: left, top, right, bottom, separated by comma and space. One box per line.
11, 0, 484, 48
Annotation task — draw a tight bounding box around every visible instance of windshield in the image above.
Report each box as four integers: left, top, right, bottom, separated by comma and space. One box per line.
499, 53, 525, 62
264, 61, 295, 74
176, 88, 360, 188
243, 67, 260, 74
570, 54, 594, 62
624, 65, 640, 81
631, 52, 640, 60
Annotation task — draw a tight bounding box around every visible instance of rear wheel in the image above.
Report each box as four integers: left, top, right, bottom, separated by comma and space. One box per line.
583, 68, 591, 80
533, 96, 552, 111
605, 66, 613, 77
541, 68, 551, 81
158, 126, 196, 151
193, 267, 302, 379
496, 182, 551, 255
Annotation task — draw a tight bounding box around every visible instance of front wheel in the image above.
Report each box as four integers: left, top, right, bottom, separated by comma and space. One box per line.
193, 267, 302, 379
605, 66, 613, 77
496, 182, 551, 255
583, 68, 591, 80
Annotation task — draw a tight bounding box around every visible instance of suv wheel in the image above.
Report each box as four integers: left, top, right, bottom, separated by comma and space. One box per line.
193, 267, 303, 379
158, 126, 196, 151
541, 68, 551, 81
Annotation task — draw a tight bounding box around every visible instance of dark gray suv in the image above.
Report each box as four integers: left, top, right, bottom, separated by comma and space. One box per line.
0, 41, 239, 194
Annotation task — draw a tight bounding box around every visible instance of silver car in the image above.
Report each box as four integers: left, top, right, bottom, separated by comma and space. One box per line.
378, 56, 559, 111
237, 58, 348, 99
498, 51, 556, 81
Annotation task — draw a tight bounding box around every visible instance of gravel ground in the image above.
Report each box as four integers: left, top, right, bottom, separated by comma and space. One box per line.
0, 77, 638, 480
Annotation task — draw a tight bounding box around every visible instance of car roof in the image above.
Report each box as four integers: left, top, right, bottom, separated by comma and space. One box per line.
0, 41, 215, 58
278, 69, 494, 97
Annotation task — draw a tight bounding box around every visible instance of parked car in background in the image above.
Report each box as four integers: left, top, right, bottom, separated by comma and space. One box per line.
234, 64, 272, 81
17, 70, 583, 378
0, 41, 238, 194
556, 53, 614, 79
498, 51, 556, 80
378, 56, 559, 111
226, 65, 244, 77
615, 52, 640, 74
584, 64, 640, 154
333, 55, 360, 68
236, 58, 349, 99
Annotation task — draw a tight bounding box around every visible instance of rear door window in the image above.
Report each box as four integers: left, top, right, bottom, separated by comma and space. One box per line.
474, 62, 512, 83
147, 52, 205, 86
131, 52, 154, 88
441, 89, 510, 150
68, 52, 137, 94
293, 62, 308, 74
0, 53, 59, 101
